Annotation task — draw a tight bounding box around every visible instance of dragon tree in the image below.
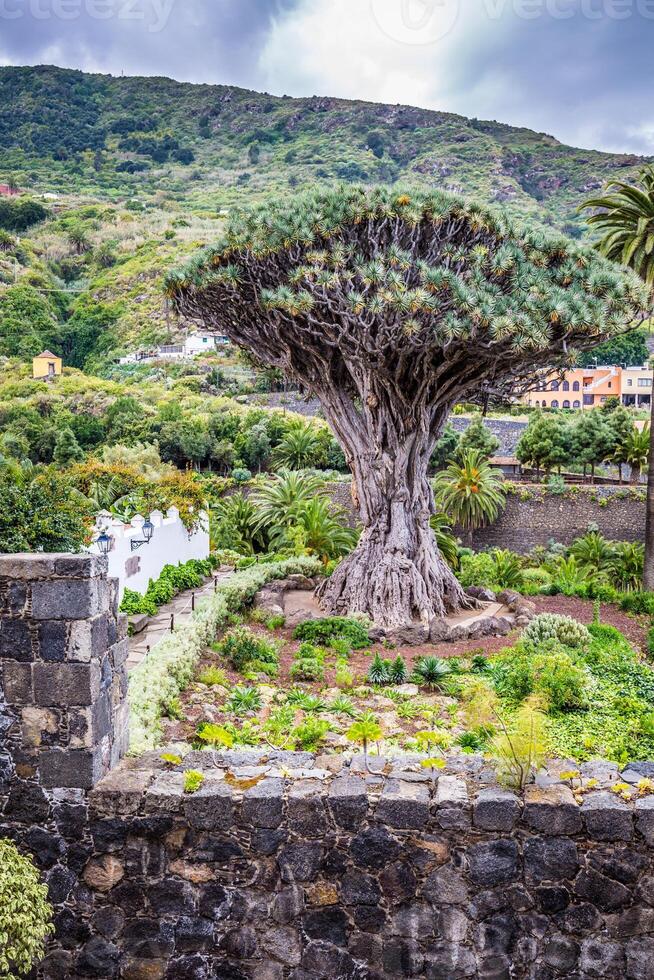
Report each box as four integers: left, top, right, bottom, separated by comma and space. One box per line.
167, 186, 646, 629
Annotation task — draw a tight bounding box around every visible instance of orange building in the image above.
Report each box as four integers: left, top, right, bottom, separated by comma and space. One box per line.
522, 366, 622, 410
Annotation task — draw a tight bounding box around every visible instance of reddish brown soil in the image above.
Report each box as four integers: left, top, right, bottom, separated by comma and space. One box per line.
164, 595, 651, 745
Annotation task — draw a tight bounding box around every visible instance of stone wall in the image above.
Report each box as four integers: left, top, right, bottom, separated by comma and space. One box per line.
0, 553, 129, 794
469, 486, 646, 552
5, 554, 654, 979
6, 748, 654, 979
320, 483, 647, 552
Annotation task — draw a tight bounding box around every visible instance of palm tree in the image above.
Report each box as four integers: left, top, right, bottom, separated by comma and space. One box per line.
433, 449, 506, 546
272, 424, 321, 470
269, 495, 358, 562
624, 425, 650, 485
429, 512, 460, 569
251, 469, 326, 531
581, 167, 654, 586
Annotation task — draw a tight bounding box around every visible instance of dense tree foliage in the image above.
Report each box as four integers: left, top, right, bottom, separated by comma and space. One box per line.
170, 185, 646, 627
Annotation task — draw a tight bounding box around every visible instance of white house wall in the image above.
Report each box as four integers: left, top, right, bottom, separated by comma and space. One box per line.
89, 508, 210, 602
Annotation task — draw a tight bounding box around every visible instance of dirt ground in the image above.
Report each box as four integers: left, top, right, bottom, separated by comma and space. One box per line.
163, 592, 651, 747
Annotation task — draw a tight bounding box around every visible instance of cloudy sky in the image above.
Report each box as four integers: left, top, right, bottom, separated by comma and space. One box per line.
0, 0, 652, 155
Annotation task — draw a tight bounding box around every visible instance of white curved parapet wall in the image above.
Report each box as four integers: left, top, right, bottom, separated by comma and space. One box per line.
88, 507, 210, 601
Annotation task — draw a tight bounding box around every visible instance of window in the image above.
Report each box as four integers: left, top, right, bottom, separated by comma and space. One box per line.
551, 381, 559, 391
573, 400, 581, 409
573, 381, 580, 392
628, 379, 633, 387
608, 381, 612, 389
534, 400, 540, 407
583, 394, 594, 406
563, 381, 570, 392
638, 378, 651, 388
551, 400, 559, 409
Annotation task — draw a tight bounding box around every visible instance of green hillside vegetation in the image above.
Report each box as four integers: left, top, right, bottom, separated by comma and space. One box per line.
0, 65, 651, 370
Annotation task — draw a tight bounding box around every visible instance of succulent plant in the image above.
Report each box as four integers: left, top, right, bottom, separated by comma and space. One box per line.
523, 613, 590, 650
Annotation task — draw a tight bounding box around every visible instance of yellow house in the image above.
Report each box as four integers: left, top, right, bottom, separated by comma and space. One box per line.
32, 350, 62, 380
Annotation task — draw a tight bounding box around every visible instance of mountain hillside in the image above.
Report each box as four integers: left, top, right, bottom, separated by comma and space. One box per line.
2, 65, 650, 235
0, 64, 650, 369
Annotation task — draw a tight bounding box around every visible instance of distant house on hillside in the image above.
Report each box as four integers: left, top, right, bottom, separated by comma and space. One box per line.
0, 184, 21, 197
118, 332, 230, 366
32, 350, 62, 380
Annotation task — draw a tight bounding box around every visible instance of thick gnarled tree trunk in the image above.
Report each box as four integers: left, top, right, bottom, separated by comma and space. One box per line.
315, 384, 472, 629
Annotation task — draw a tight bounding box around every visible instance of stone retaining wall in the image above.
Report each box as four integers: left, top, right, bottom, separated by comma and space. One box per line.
8, 748, 654, 979
4, 554, 654, 979
319, 483, 647, 553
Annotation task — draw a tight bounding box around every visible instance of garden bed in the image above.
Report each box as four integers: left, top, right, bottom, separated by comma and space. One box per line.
158, 593, 654, 772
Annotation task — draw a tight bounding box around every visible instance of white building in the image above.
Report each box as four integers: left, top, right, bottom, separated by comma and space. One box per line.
118, 332, 230, 366
88, 507, 210, 601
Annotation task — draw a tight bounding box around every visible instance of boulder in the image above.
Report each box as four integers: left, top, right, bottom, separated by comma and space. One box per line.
465, 586, 497, 602
286, 574, 316, 591
385, 624, 430, 647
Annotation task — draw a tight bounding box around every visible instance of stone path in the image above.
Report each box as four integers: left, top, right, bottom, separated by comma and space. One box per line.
127, 569, 234, 670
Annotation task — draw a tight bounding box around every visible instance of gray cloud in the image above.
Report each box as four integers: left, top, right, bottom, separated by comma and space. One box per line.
0, 0, 651, 154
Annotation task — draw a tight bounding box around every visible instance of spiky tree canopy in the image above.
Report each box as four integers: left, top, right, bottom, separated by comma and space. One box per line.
168, 185, 646, 407
167, 185, 647, 630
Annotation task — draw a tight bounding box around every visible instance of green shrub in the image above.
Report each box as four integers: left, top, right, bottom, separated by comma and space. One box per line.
218, 625, 280, 673
293, 616, 370, 649
620, 591, 654, 616
292, 716, 330, 751
290, 658, 325, 682
458, 552, 498, 589
494, 646, 588, 711
120, 588, 157, 616
523, 614, 590, 650
0, 839, 53, 979
521, 567, 552, 596
144, 576, 176, 606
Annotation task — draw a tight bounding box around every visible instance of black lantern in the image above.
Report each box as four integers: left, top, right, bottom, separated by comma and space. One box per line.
131, 518, 155, 552
96, 532, 112, 556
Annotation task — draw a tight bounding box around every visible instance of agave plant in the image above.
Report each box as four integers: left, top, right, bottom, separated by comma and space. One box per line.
413, 656, 452, 689
389, 655, 409, 685
226, 686, 262, 716
367, 653, 391, 686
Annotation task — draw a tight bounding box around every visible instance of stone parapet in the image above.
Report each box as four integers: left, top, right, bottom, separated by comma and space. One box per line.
0, 553, 128, 794
2, 748, 654, 977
